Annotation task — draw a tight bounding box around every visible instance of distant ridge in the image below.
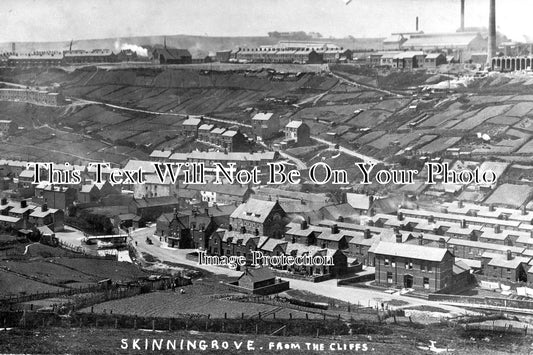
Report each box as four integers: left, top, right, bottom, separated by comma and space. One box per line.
0, 34, 384, 57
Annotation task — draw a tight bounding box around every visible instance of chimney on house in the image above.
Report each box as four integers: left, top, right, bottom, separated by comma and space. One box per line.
331, 224, 339, 234
364, 228, 371, 239
494, 224, 501, 234
507, 249, 512, 261
438, 238, 446, 249
521, 205, 527, 216
21, 200, 27, 208
228, 224, 233, 231
458, 200, 463, 208
42, 203, 48, 212
489, 204, 495, 212
418, 234, 423, 245
0, 198, 6, 205
461, 219, 466, 228
441, 207, 448, 214
395, 232, 402, 243
397, 211, 403, 221
300, 220, 308, 230
428, 215, 434, 223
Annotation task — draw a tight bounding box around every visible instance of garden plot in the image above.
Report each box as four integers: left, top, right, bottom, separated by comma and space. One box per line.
451, 104, 512, 130
127, 130, 181, 147
345, 110, 392, 128
407, 134, 438, 150
355, 131, 386, 146
467, 95, 514, 105
485, 183, 533, 208
368, 132, 420, 150
511, 95, 533, 102
472, 129, 530, 155
51, 258, 147, 282
419, 104, 475, 128
79, 290, 324, 319
487, 116, 522, 125
0, 260, 98, 286
292, 105, 361, 123
0, 269, 66, 297
320, 92, 363, 102
372, 98, 409, 112
504, 102, 533, 117
514, 117, 533, 132
419, 136, 462, 154
516, 138, 533, 154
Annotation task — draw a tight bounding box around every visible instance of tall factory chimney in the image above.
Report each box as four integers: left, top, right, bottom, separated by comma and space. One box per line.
460, 0, 465, 31
488, 0, 496, 62
11, 42, 15, 53
416, 16, 419, 32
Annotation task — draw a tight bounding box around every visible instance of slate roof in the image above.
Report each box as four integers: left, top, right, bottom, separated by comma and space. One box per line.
488, 256, 531, 269
372, 241, 450, 262
252, 113, 274, 121
230, 199, 279, 223
239, 267, 275, 283
285, 121, 303, 129
346, 193, 371, 210
260, 238, 287, 252
402, 32, 483, 48
153, 47, 191, 60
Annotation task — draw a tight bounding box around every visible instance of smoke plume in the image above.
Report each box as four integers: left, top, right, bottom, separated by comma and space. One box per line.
114, 39, 148, 57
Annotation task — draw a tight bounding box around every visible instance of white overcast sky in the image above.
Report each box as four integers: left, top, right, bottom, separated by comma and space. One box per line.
1, 0, 532, 42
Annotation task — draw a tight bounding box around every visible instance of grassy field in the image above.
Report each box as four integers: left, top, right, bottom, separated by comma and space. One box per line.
0, 269, 66, 297
0, 260, 98, 286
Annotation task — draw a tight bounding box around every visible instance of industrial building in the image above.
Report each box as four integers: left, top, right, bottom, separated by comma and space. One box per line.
0, 89, 66, 106
229, 41, 351, 64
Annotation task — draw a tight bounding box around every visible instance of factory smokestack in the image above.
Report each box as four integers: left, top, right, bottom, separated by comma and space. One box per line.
488, 0, 496, 62
416, 16, 419, 32
460, 0, 465, 32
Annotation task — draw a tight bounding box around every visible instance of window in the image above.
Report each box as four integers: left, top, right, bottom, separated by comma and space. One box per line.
423, 277, 429, 289
384, 258, 390, 266
391, 260, 396, 268
387, 272, 393, 284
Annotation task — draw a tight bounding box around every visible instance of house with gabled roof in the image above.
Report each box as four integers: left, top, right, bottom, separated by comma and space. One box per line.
181, 117, 203, 138
251, 112, 279, 140
152, 46, 192, 64
373, 241, 455, 292
230, 199, 288, 238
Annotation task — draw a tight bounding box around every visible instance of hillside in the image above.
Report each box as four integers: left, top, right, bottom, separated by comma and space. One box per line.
0, 34, 385, 57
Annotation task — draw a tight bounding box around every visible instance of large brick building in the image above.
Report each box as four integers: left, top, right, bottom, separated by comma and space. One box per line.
373, 241, 454, 292
229, 199, 287, 238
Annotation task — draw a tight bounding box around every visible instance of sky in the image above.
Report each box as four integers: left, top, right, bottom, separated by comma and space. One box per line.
1, 0, 532, 43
